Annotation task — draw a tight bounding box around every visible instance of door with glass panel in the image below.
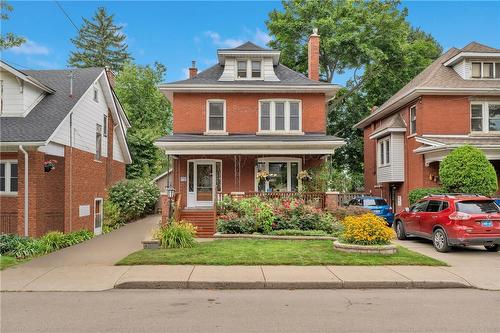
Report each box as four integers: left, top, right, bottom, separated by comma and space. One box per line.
187, 160, 222, 207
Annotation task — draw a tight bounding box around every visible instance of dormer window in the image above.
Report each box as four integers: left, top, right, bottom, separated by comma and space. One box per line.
236, 59, 262, 80
471, 61, 500, 79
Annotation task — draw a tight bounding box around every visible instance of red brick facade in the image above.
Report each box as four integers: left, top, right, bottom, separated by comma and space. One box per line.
363, 95, 500, 212
0, 110, 126, 237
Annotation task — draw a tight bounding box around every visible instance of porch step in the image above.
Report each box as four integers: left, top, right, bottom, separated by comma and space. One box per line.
180, 209, 216, 238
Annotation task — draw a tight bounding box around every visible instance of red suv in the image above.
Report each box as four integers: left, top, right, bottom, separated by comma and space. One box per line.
395, 195, 500, 252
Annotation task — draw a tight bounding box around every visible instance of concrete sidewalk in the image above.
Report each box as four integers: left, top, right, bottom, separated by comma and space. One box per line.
1, 264, 473, 291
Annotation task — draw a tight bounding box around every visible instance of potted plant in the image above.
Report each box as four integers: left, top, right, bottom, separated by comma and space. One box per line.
44, 159, 57, 172
297, 170, 312, 182
256, 170, 270, 182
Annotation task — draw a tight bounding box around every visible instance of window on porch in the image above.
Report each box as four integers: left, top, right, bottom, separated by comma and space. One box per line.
256, 158, 300, 192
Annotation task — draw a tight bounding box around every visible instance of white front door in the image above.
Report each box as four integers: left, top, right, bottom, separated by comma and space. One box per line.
94, 198, 103, 235
187, 161, 217, 207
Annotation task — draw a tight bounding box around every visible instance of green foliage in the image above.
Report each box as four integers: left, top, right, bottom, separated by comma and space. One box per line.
68, 7, 131, 71
0, 234, 26, 254
107, 179, 160, 221
439, 145, 498, 196
268, 229, 330, 237
329, 206, 372, 222
103, 200, 122, 226
154, 221, 197, 249
408, 187, 444, 205
114, 62, 172, 179
8, 239, 49, 259
103, 222, 126, 234
0, 1, 25, 49
39, 231, 66, 252
60, 230, 94, 247
217, 214, 255, 234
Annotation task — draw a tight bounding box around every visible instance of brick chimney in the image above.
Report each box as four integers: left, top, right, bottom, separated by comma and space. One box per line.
308, 28, 320, 81
189, 61, 198, 78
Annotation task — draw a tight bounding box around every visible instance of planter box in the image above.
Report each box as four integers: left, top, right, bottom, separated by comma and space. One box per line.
142, 239, 160, 249
333, 241, 397, 255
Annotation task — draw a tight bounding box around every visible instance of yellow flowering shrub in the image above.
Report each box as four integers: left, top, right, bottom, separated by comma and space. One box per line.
340, 213, 395, 245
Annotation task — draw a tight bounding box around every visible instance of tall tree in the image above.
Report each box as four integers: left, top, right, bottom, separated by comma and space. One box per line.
114, 62, 172, 179
0, 1, 25, 50
68, 7, 131, 71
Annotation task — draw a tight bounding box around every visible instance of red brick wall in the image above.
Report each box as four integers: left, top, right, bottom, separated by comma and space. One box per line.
172, 93, 326, 134
420, 95, 471, 134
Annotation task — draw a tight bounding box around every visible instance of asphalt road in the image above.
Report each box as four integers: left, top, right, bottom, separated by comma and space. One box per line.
1, 289, 499, 332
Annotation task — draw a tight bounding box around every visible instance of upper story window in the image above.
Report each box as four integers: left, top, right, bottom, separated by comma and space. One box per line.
95, 124, 102, 160
93, 85, 99, 102
378, 137, 390, 167
103, 114, 108, 137
206, 100, 226, 133
259, 100, 302, 133
471, 61, 500, 79
236, 59, 262, 80
0, 161, 18, 194
471, 101, 500, 133
409, 105, 417, 135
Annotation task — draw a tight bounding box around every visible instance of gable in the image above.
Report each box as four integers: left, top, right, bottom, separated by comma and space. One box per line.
0, 69, 46, 117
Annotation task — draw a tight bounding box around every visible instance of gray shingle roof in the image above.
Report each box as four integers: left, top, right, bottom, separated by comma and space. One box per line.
219, 41, 272, 52
1, 67, 103, 143
157, 133, 344, 143
370, 114, 406, 137
461, 41, 500, 53
166, 63, 331, 86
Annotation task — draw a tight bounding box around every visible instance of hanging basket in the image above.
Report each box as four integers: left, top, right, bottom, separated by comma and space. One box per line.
43, 160, 57, 173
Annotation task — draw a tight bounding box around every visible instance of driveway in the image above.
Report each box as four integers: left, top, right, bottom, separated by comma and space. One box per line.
394, 237, 500, 290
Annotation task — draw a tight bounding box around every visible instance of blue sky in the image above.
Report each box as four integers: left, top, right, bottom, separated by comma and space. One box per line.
2, 1, 499, 86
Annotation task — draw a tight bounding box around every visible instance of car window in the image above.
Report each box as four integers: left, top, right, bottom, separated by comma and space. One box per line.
456, 200, 500, 214
426, 200, 443, 212
442, 202, 449, 210
363, 198, 388, 206
411, 201, 428, 212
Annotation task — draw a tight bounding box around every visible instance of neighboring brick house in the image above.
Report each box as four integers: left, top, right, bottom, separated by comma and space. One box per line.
356, 42, 500, 212
157, 32, 343, 236
0, 61, 131, 237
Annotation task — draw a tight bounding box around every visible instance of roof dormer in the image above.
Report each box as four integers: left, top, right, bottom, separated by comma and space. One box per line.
444, 42, 500, 80
217, 42, 280, 82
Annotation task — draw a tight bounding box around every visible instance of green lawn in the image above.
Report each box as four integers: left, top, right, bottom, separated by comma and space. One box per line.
117, 239, 446, 266
0, 256, 19, 270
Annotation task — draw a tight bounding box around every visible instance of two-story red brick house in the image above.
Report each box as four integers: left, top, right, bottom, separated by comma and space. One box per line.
0, 61, 131, 237
356, 42, 500, 212
158, 32, 343, 235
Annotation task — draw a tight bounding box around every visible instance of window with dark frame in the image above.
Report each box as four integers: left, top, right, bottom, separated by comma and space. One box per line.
410, 106, 417, 135
208, 101, 225, 131
95, 124, 102, 160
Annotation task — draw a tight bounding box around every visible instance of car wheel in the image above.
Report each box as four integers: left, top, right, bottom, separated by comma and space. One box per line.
395, 220, 407, 240
433, 229, 451, 253
484, 244, 499, 252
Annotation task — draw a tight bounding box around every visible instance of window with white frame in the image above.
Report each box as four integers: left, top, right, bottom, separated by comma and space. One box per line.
409, 105, 417, 135
93, 85, 99, 102
236, 59, 262, 79
96, 124, 102, 160
471, 102, 500, 132
103, 114, 108, 137
206, 100, 226, 133
471, 61, 500, 79
259, 100, 302, 133
378, 137, 390, 166
255, 158, 301, 192
0, 161, 18, 194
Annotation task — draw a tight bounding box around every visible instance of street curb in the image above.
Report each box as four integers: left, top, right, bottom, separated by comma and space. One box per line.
114, 280, 471, 290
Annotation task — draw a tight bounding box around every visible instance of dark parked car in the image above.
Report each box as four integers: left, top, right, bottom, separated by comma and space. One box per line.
394, 195, 500, 252
347, 196, 394, 226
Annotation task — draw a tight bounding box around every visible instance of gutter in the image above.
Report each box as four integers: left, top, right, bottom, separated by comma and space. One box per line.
18, 145, 29, 236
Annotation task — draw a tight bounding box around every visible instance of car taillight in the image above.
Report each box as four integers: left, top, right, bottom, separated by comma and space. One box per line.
449, 211, 471, 220
388, 207, 393, 212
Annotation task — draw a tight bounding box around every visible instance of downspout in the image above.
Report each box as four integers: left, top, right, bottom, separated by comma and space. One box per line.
19, 145, 29, 236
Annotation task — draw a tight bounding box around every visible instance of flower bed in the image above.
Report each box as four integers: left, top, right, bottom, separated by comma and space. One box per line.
216, 196, 342, 236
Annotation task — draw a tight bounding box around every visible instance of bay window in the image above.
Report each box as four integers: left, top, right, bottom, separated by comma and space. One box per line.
0, 161, 18, 194
206, 100, 226, 133
258, 100, 302, 133
255, 158, 301, 192
409, 105, 417, 135
471, 102, 500, 133
378, 137, 390, 167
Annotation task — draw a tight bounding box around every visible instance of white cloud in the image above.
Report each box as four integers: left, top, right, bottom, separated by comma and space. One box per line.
253, 28, 271, 45
204, 31, 244, 48
7, 39, 50, 55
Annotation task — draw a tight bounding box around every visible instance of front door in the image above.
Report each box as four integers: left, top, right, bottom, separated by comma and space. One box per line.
94, 198, 103, 235
196, 162, 214, 206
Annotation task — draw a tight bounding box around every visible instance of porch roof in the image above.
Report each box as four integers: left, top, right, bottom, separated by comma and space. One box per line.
155, 134, 345, 155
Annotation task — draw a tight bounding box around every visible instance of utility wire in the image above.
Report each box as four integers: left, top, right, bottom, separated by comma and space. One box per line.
54, 0, 79, 32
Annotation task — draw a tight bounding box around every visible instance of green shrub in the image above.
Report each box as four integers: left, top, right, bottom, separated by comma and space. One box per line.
9, 238, 49, 259
329, 206, 371, 221
340, 213, 395, 246
103, 200, 122, 226
154, 221, 197, 249
0, 234, 26, 255
408, 187, 444, 205
103, 222, 126, 234
40, 231, 66, 252
217, 215, 255, 234
62, 230, 93, 246
439, 145, 498, 196
108, 179, 160, 221
269, 229, 330, 237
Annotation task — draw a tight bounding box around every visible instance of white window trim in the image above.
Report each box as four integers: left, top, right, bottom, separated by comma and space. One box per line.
103, 114, 108, 137
409, 105, 417, 135
0, 160, 18, 196
470, 101, 500, 134
205, 99, 227, 135
470, 61, 500, 80
235, 59, 262, 80
93, 85, 99, 103
95, 124, 103, 160
254, 157, 302, 192
378, 137, 391, 167
94, 198, 103, 235
258, 99, 303, 134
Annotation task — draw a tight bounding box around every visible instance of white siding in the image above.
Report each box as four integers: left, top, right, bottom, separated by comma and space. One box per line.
262, 58, 279, 81
0, 70, 45, 116
464, 60, 472, 79
38, 142, 65, 157
376, 133, 405, 183
23, 82, 45, 113
218, 57, 279, 81
51, 80, 108, 157
453, 59, 466, 79
112, 127, 125, 162
219, 58, 236, 81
